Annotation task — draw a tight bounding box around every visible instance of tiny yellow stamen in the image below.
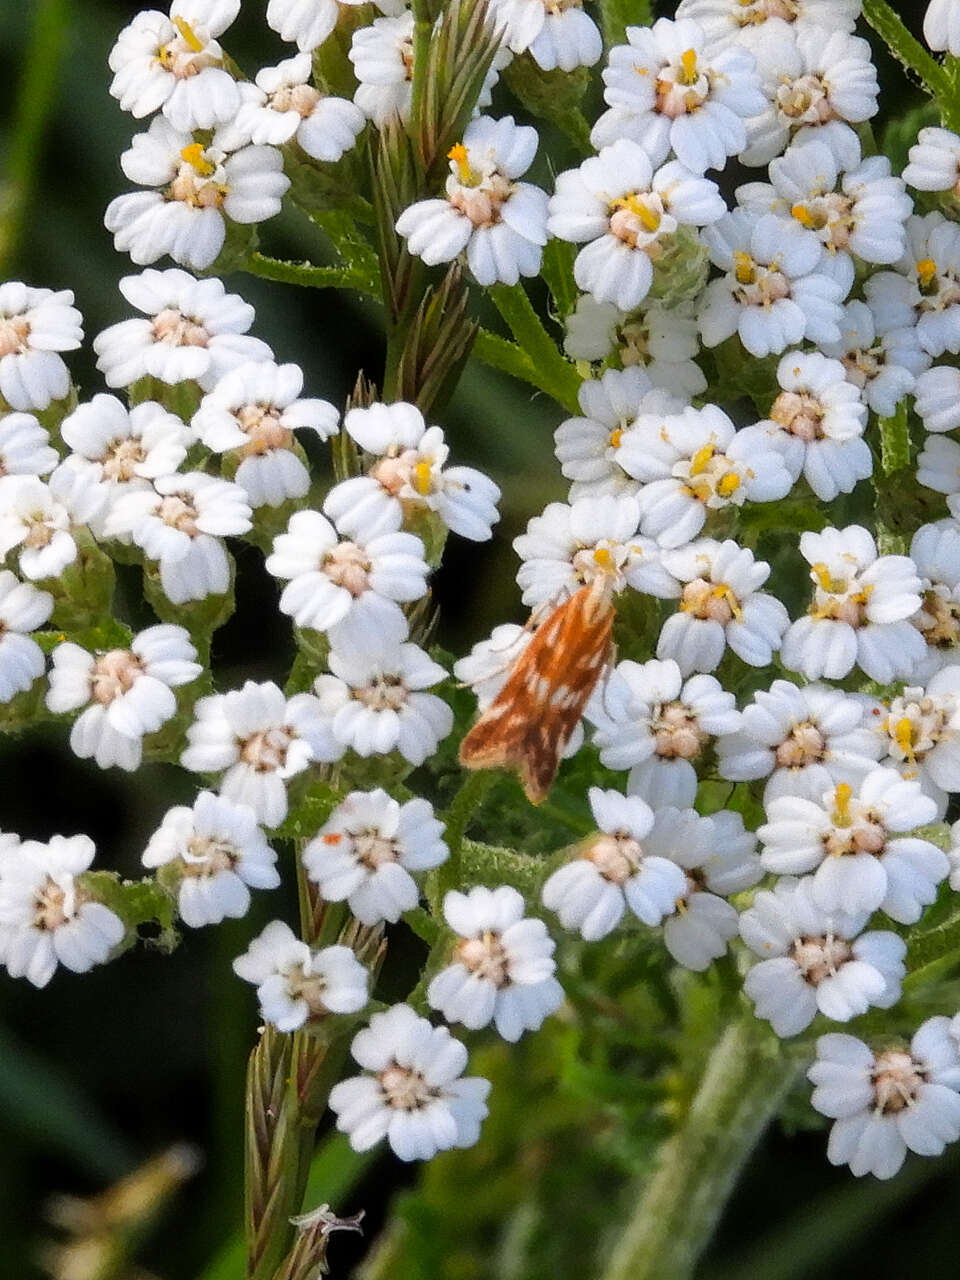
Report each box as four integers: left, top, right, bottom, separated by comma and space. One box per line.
447, 142, 477, 186
717, 472, 741, 497
680, 48, 698, 84
609, 428, 623, 449
895, 717, 916, 759
832, 781, 853, 827
917, 257, 938, 290
413, 461, 432, 496
689, 442, 715, 476
172, 15, 205, 51
811, 561, 837, 592
181, 143, 215, 175
593, 546, 613, 569
791, 203, 815, 228
733, 250, 756, 285
712, 583, 743, 621
611, 194, 661, 232
675, 896, 688, 915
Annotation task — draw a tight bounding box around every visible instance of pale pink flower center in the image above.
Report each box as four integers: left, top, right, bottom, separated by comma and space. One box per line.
270, 82, 321, 117
0, 315, 30, 357
184, 835, 238, 875
771, 390, 825, 441
587, 832, 643, 884
91, 649, 143, 704
236, 403, 292, 456
871, 1050, 925, 1114
777, 75, 832, 124
458, 931, 510, 986
323, 541, 372, 596
791, 933, 853, 984
353, 831, 399, 870
152, 307, 210, 348
652, 701, 704, 759
239, 725, 293, 771
34, 874, 77, 931
103, 437, 147, 482
775, 721, 826, 768
680, 577, 741, 624
353, 675, 408, 711
158, 493, 200, 535
916, 587, 960, 649
378, 1063, 435, 1110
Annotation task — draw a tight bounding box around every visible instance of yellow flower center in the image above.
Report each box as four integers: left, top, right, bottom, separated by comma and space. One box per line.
689, 442, 715, 476
413, 460, 433, 496
679, 48, 699, 85
181, 143, 215, 176
447, 143, 480, 187
831, 782, 853, 827
593, 546, 613, 569
610, 193, 662, 232
917, 258, 938, 290
734, 250, 756, 285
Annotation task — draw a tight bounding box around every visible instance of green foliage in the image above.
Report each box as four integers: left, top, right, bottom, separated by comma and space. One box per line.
502, 56, 593, 151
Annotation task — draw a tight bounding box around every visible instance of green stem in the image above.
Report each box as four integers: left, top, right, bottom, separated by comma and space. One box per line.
488, 285, 582, 413
0, 0, 70, 274
241, 251, 379, 298
862, 0, 953, 102
600, 1018, 803, 1280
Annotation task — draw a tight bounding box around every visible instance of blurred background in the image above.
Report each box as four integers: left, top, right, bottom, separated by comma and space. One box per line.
0, 1, 955, 1277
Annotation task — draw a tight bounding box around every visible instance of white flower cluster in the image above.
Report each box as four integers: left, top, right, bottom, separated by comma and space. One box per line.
7, 0, 960, 1195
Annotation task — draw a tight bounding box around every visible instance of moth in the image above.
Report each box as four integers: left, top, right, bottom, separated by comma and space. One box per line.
459, 577, 615, 804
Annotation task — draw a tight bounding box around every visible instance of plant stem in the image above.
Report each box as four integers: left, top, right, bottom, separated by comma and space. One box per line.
600, 1017, 802, 1280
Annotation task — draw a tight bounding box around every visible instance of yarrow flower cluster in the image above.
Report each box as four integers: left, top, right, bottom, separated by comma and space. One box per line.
11, 2, 960, 1266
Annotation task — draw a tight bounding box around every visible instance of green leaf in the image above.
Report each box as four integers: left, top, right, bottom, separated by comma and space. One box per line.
597, 0, 650, 49
541, 239, 579, 322
488, 283, 582, 412
501, 57, 593, 152
241, 250, 380, 299
276, 783, 344, 840
863, 0, 953, 104
878, 399, 911, 475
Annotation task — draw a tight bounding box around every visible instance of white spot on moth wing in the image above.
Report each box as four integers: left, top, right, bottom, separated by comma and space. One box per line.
548, 684, 573, 708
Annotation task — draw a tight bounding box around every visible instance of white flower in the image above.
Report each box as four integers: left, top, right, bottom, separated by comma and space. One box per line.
917, 434, 960, 501
548, 142, 725, 311
0, 283, 82, 412
780, 525, 926, 684
741, 29, 879, 167
180, 681, 342, 827
562, 297, 707, 399
698, 211, 845, 358
267, 0, 404, 53
821, 299, 928, 418
350, 14, 415, 126
313, 641, 453, 765
265, 509, 428, 653
868, 213, 960, 358
46, 624, 201, 772
658, 806, 761, 970
59, 394, 193, 536
303, 789, 447, 925
675, 0, 860, 54
93, 268, 272, 391
591, 18, 767, 172
925, 0, 960, 55
513, 494, 680, 611
737, 139, 910, 269
396, 116, 548, 287
949, 819, 960, 890
489, 0, 601, 69
194, 361, 338, 508
865, 669, 960, 815
553, 367, 684, 502
759, 768, 947, 922
0, 474, 79, 581
617, 403, 794, 546
105, 117, 289, 271
910, 520, 960, 677
105, 471, 252, 604
914, 365, 960, 434
541, 787, 688, 940
143, 790, 279, 926
904, 126, 960, 193
656, 539, 789, 675
0, 835, 124, 988
233, 921, 368, 1031
0, 571, 52, 703
0, 413, 58, 478
740, 877, 905, 1038
808, 1022, 960, 1179
427, 886, 563, 1041
230, 53, 363, 162
108, 1, 242, 131
329, 1003, 490, 1161
329, 401, 500, 542
717, 680, 881, 806
736, 350, 870, 501
588, 658, 739, 807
